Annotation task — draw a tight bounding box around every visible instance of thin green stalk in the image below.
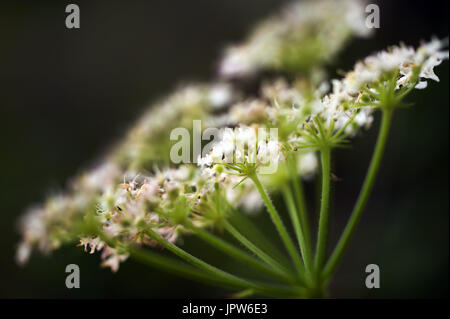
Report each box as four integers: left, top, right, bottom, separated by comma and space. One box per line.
128, 245, 242, 289
223, 220, 295, 281
145, 228, 237, 281
282, 185, 313, 276
288, 155, 313, 264
229, 289, 255, 298
314, 147, 331, 272
228, 210, 292, 267
144, 228, 303, 297
323, 109, 393, 282
99, 232, 247, 290
250, 173, 305, 277
185, 221, 295, 284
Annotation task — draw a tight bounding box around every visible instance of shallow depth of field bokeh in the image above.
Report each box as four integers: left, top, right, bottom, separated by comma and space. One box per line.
0, 0, 448, 298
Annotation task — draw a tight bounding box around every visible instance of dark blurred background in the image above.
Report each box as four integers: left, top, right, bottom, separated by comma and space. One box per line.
0, 0, 448, 298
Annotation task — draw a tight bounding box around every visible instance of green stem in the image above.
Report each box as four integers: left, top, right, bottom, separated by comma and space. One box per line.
144, 228, 303, 297
145, 228, 227, 279
229, 289, 255, 298
99, 232, 249, 291
323, 109, 393, 282
314, 147, 331, 272
184, 221, 295, 284
288, 155, 313, 265
228, 210, 292, 267
223, 220, 296, 282
282, 185, 313, 276
128, 245, 240, 289
250, 173, 305, 277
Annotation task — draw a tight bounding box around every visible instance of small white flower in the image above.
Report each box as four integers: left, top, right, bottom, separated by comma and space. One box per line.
208, 84, 233, 109
100, 247, 129, 273
16, 242, 31, 266
197, 154, 213, 167
298, 153, 318, 177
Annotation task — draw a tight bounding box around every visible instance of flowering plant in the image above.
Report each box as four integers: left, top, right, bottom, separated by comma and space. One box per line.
17, 0, 448, 298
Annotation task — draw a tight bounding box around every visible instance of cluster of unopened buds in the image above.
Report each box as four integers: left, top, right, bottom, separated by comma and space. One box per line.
17, 0, 448, 298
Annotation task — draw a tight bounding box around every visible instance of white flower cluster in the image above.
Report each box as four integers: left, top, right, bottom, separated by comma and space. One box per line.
113, 83, 234, 170
202, 38, 448, 182
198, 125, 284, 175
16, 84, 232, 269
219, 0, 371, 78
338, 38, 449, 96
16, 0, 448, 274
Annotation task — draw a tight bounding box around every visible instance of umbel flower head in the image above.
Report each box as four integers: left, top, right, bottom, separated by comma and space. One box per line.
16, 0, 448, 293
219, 0, 372, 78
198, 125, 285, 177
16, 38, 448, 273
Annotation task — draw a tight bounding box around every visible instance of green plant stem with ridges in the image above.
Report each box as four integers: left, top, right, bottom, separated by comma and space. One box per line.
250, 173, 305, 279
314, 147, 331, 273
154, 207, 292, 283
143, 228, 304, 297
282, 185, 313, 280
288, 155, 313, 267
99, 232, 260, 292
322, 109, 393, 283
229, 289, 255, 298
223, 220, 297, 283
128, 245, 243, 290
184, 221, 296, 285
228, 210, 292, 267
